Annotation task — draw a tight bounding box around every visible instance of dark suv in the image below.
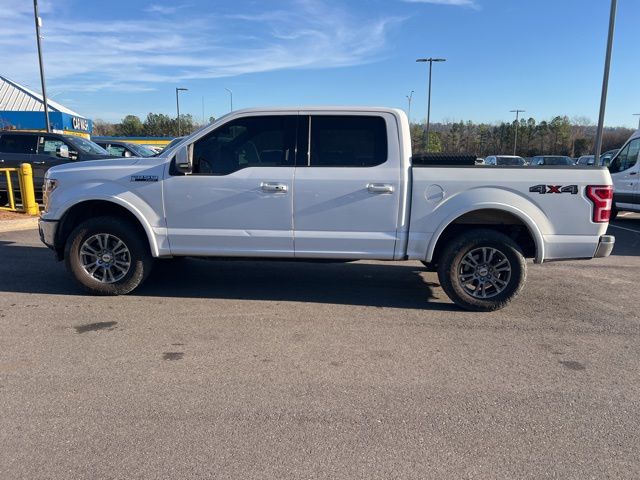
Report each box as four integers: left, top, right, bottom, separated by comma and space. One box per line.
0, 131, 114, 203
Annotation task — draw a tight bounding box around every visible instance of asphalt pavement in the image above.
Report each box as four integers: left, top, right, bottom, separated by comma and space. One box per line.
1, 216, 639, 479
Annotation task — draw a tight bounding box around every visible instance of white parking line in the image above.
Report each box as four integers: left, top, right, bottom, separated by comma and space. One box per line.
609, 223, 640, 234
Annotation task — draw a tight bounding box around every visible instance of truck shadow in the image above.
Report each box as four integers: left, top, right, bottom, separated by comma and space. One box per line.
608, 216, 640, 256
0, 239, 456, 311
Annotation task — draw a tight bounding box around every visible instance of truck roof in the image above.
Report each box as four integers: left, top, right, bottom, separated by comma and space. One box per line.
227, 106, 406, 115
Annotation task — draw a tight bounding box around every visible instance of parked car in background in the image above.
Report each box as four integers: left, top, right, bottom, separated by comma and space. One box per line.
484, 155, 527, 166
94, 140, 156, 158
531, 155, 574, 166
600, 149, 619, 167
576, 155, 596, 166
608, 129, 640, 219
0, 131, 113, 203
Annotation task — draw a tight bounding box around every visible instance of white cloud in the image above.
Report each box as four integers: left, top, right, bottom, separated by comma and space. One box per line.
0, 1, 403, 93
403, 0, 478, 7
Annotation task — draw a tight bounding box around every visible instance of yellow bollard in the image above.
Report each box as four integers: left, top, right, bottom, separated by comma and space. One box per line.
19, 163, 39, 216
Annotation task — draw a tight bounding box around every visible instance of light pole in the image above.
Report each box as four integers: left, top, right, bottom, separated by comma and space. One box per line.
406, 90, 414, 122
175, 87, 188, 135
510, 109, 525, 155
416, 58, 446, 152
633, 113, 640, 129
33, 0, 50, 132
594, 0, 618, 166
225, 88, 233, 112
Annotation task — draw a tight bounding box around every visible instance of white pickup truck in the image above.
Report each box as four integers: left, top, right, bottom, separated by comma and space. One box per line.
39, 107, 615, 311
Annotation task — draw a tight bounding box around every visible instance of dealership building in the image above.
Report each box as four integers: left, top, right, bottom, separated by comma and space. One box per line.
0, 75, 92, 138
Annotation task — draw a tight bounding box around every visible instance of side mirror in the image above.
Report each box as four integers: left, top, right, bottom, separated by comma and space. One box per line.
175, 144, 193, 173
124, 150, 132, 158
56, 145, 69, 158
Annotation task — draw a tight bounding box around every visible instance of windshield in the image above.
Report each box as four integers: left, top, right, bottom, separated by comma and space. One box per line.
159, 136, 185, 155
126, 143, 156, 157
67, 136, 109, 155
496, 156, 525, 166
577, 156, 594, 165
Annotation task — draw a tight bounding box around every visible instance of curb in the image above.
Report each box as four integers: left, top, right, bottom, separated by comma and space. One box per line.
0, 217, 39, 233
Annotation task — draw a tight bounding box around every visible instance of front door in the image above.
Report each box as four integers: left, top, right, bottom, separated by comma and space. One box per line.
163, 114, 298, 256
292, 113, 401, 259
610, 137, 640, 211
33, 135, 73, 190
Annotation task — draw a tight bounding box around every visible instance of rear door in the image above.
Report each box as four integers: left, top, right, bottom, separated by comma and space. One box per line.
610, 137, 640, 210
0, 133, 37, 168
0, 134, 37, 195
292, 113, 401, 259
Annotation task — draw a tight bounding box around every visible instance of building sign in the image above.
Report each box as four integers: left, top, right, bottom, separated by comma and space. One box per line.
72, 116, 89, 131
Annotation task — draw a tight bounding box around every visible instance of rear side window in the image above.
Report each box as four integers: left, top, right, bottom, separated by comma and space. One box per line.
0, 134, 37, 154
309, 116, 387, 167
107, 145, 127, 157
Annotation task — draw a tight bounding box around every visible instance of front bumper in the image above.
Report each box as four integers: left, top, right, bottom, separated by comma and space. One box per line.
594, 234, 615, 258
38, 218, 58, 249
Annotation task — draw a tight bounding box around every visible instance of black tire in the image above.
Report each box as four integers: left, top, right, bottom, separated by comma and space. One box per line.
437, 229, 527, 311
64, 216, 153, 295
0, 191, 7, 207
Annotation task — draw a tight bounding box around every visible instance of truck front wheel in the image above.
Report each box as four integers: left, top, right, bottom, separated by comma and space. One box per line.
437, 229, 526, 311
64, 216, 153, 295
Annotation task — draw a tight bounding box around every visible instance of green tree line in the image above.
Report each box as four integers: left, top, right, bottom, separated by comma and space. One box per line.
93, 113, 215, 137
94, 113, 633, 157
411, 116, 633, 157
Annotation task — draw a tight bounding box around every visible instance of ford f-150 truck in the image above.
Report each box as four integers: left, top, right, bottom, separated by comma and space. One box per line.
38, 107, 615, 311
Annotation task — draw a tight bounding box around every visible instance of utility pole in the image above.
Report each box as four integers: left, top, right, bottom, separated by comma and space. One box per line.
510, 109, 525, 155
633, 113, 640, 129
594, 0, 618, 166
225, 88, 233, 112
406, 90, 414, 122
175, 87, 188, 135
33, 0, 50, 132
416, 58, 446, 152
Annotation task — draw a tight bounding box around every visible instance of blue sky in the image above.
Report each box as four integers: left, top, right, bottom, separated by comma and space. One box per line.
1, 0, 638, 127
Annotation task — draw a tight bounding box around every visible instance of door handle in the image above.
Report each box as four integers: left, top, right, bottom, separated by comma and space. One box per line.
260, 182, 288, 193
629, 172, 637, 176
367, 183, 394, 194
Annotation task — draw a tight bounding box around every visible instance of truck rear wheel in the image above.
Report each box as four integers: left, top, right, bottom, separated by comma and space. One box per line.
437, 229, 526, 311
64, 216, 153, 295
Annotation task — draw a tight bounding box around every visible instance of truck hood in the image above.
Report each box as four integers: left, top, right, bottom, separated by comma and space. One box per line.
47, 157, 146, 176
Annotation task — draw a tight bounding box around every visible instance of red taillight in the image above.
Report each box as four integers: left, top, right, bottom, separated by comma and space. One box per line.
586, 185, 613, 223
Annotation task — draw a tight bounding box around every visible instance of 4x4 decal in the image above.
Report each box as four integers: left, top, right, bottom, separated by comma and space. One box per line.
529, 184, 578, 195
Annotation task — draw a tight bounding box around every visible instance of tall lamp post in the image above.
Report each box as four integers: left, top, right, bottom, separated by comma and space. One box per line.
225, 88, 233, 112
416, 58, 446, 152
406, 90, 414, 122
633, 113, 640, 130
510, 109, 525, 155
594, 0, 618, 167
175, 87, 188, 135
33, 0, 50, 132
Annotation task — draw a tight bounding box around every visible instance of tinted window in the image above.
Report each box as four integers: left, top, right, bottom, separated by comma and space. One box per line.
309, 116, 387, 167
37, 137, 68, 157
107, 145, 127, 157
0, 134, 37, 154
191, 115, 296, 175
496, 156, 525, 166
610, 138, 640, 173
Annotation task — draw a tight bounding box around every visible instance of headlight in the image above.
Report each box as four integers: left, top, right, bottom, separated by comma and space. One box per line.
43, 179, 58, 213
44, 178, 58, 193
